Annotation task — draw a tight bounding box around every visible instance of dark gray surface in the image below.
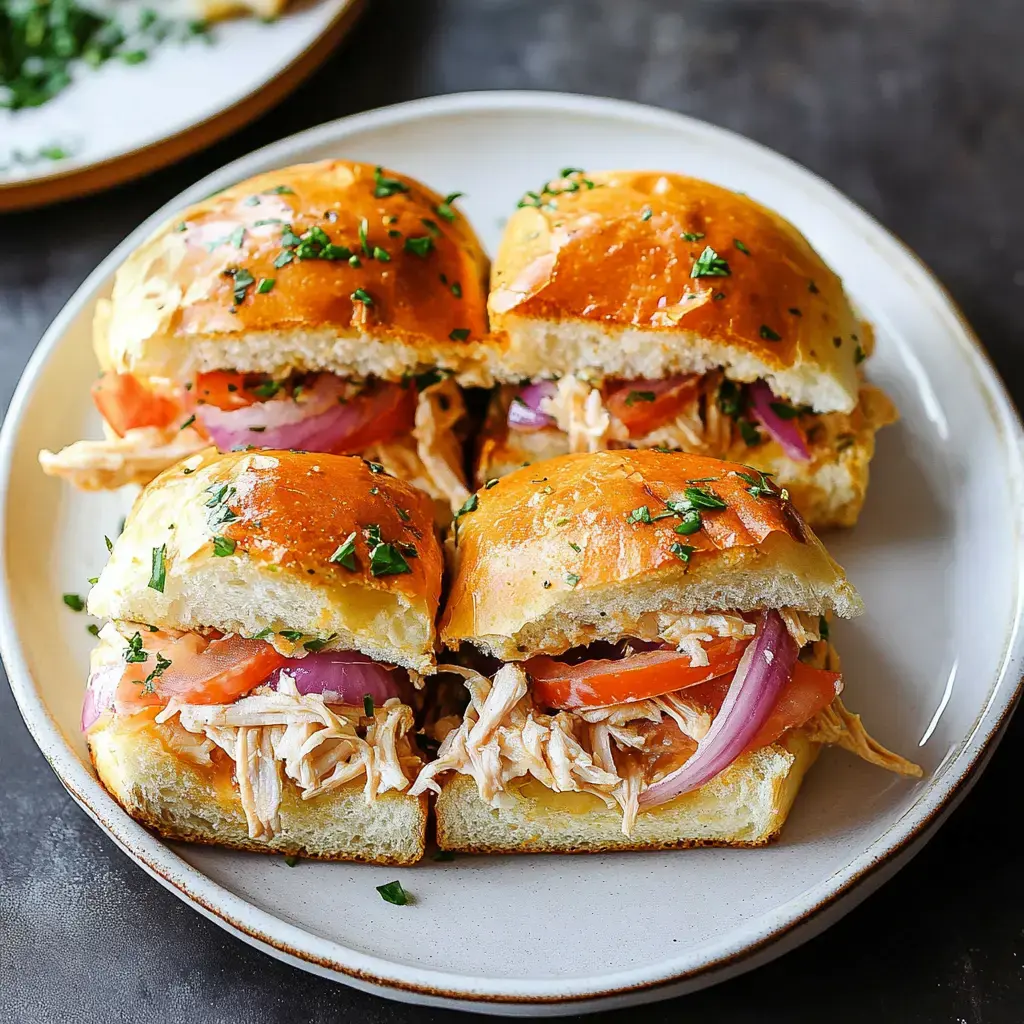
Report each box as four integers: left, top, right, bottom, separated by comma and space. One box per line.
2, 1, 1023, 1021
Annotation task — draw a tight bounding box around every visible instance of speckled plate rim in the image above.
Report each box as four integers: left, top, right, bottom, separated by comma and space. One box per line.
2, 91, 1024, 1014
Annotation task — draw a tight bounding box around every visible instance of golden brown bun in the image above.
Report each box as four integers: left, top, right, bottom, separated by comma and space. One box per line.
88, 713, 427, 865
98, 160, 490, 385
486, 170, 863, 412
88, 449, 442, 673
474, 386, 897, 530
442, 449, 861, 659
435, 730, 817, 853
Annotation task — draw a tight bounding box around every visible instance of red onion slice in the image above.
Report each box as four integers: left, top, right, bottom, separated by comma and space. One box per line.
195, 375, 381, 453
749, 380, 810, 461
81, 661, 121, 732
508, 381, 557, 431
638, 609, 797, 808
267, 651, 402, 706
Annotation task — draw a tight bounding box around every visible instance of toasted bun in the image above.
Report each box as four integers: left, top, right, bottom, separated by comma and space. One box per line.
474, 386, 897, 530
435, 730, 817, 853
97, 160, 489, 385
486, 170, 863, 413
442, 449, 861, 659
88, 449, 442, 672
88, 714, 427, 865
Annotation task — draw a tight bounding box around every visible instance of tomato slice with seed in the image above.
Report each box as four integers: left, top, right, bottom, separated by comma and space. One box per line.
605, 376, 701, 438
193, 371, 262, 411
526, 637, 749, 710
116, 631, 288, 710
91, 372, 182, 436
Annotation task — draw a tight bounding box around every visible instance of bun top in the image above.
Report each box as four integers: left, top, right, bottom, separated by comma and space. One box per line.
88, 449, 443, 672
97, 160, 490, 385
486, 170, 865, 413
441, 449, 861, 660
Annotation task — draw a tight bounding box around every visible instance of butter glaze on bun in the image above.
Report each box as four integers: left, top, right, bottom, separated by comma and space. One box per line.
88, 449, 443, 673
486, 170, 864, 413
441, 449, 861, 660
97, 160, 490, 385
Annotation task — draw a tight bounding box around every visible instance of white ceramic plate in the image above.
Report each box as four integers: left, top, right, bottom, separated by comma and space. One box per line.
0, 0, 360, 209
2, 92, 1023, 1016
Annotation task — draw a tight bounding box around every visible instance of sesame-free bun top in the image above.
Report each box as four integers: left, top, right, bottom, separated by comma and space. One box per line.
486, 170, 865, 413
441, 450, 862, 660
88, 449, 443, 673
96, 160, 490, 385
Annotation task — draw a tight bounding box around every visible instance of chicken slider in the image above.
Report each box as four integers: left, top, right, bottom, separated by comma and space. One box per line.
412, 450, 920, 853
480, 169, 896, 528
41, 160, 488, 522
83, 449, 442, 864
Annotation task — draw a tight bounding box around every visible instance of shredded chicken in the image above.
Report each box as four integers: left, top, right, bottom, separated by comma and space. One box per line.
540, 376, 612, 452
38, 424, 206, 490
661, 611, 756, 666
804, 696, 923, 777
156, 675, 420, 840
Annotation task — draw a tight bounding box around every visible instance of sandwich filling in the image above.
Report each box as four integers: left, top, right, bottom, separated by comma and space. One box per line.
85, 623, 422, 840
480, 373, 896, 514
40, 369, 470, 515
411, 609, 920, 835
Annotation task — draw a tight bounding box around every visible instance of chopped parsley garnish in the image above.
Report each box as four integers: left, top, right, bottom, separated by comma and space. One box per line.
627, 505, 652, 524
808, 280, 820, 294
365, 525, 412, 577
565, 572, 581, 588
568, 541, 581, 553
854, 344, 866, 364
769, 401, 799, 420
251, 627, 273, 640
404, 235, 434, 258
273, 251, 294, 269
681, 486, 727, 510
212, 536, 236, 556
358, 217, 371, 256
284, 855, 300, 867
690, 245, 730, 278
485, 478, 499, 489
249, 379, 281, 399
735, 470, 779, 499
87, 624, 100, 637
759, 324, 782, 342
180, 414, 196, 431
373, 247, 391, 262
373, 166, 409, 198
640, 206, 653, 221
363, 694, 375, 718
148, 545, 167, 592
673, 510, 703, 535
819, 616, 830, 640
450, 282, 462, 298
733, 239, 751, 255
351, 288, 374, 306
303, 635, 336, 653
681, 231, 705, 242
278, 629, 304, 642
142, 652, 172, 694
376, 880, 409, 905
717, 380, 743, 418
104, 535, 113, 553
256, 278, 275, 295
712, 291, 726, 301
624, 390, 656, 406
449, 328, 470, 341
228, 226, 245, 249
329, 532, 358, 571
124, 632, 148, 665
739, 419, 762, 446
455, 494, 478, 518
349, 255, 362, 267
670, 542, 694, 562
435, 192, 464, 222
367, 461, 385, 474
225, 267, 255, 306
263, 185, 294, 195
63, 593, 85, 612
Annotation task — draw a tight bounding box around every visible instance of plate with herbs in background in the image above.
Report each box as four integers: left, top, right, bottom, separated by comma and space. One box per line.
0, 0, 364, 211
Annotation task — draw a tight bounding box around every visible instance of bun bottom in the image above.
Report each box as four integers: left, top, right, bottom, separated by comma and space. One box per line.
435, 731, 818, 854
88, 715, 427, 865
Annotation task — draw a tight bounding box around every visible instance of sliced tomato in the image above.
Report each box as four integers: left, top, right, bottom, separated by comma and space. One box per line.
116, 631, 287, 711
604, 375, 701, 438
526, 637, 749, 709
685, 661, 842, 752
194, 371, 261, 411
334, 381, 417, 452
91, 372, 182, 437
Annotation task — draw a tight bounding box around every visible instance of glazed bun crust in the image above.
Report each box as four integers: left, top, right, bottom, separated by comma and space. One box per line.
98, 160, 490, 384
487, 170, 863, 413
88, 449, 442, 672
441, 449, 861, 660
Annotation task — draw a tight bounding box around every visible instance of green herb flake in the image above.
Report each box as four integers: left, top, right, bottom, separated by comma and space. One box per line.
228, 226, 245, 248
819, 616, 830, 640
256, 278, 275, 295
148, 545, 167, 592
436, 192, 464, 222
358, 217, 371, 256
212, 536, 236, 557
87, 624, 100, 637
640, 206, 653, 221
682, 486, 727, 510
485, 478, 499, 489
759, 324, 782, 342
568, 541, 581, 553
670, 542, 695, 562
373, 166, 410, 198
769, 401, 799, 420
455, 494, 478, 518
142, 652, 172, 694
329, 532, 359, 572
284, 855, 300, 867
363, 694, 375, 718
739, 418, 762, 446
565, 572, 581, 588
372, 246, 391, 262
63, 593, 85, 612
626, 505, 652, 524
449, 328, 470, 341
278, 629, 304, 642
251, 627, 273, 640
854, 344, 866, 364
450, 282, 462, 299
352, 288, 374, 306
625, 390, 657, 407
263, 185, 295, 195
303, 635, 335, 654
690, 245, 731, 279
404, 235, 434, 258
376, 880, 409, 905
733, 239, 751, 255
104, 535, 114, 553
681, 231, 705, 242
124, 632, 148, 665
273, 250, 294, 269
179, 414, 196, 431
433, 850, 456, 862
